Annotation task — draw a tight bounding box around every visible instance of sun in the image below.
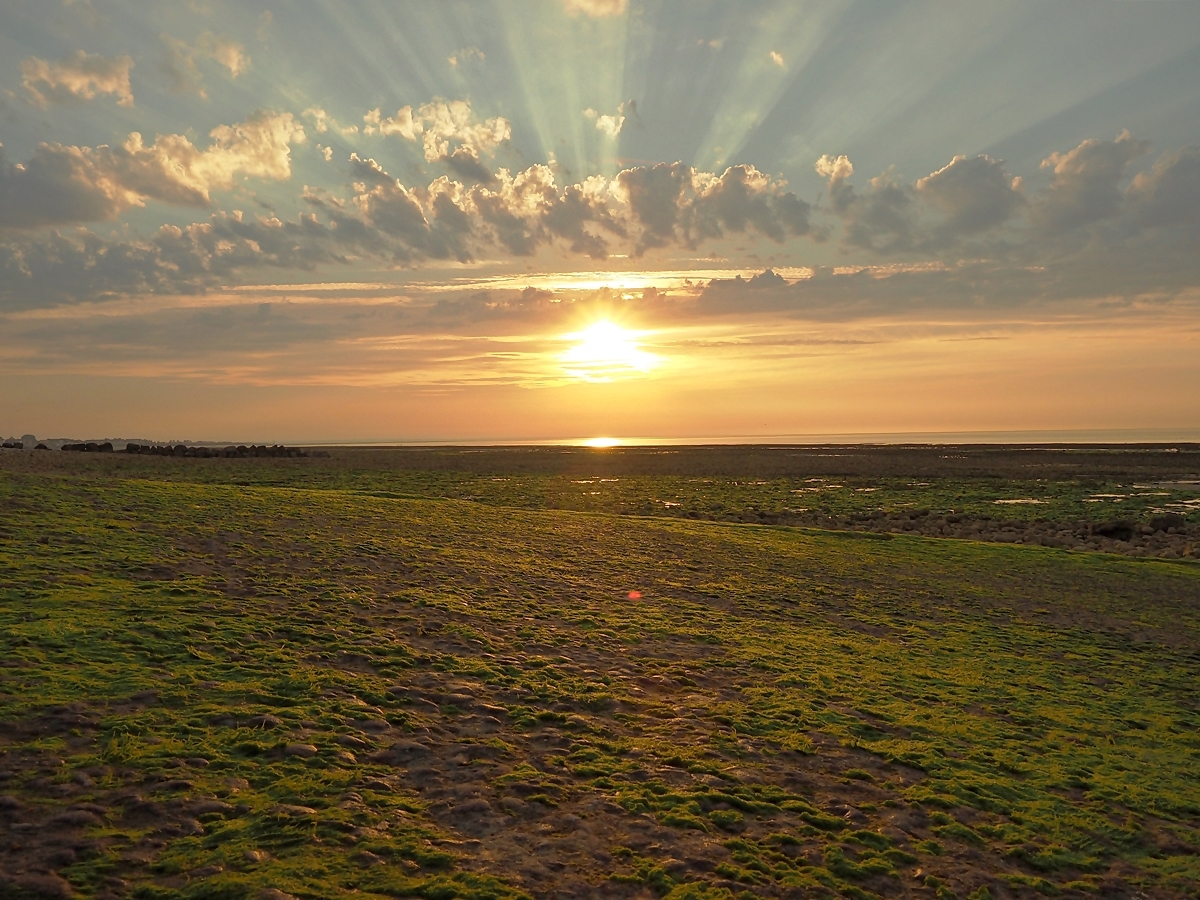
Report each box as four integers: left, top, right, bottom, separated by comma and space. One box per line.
560, 320, 658, 382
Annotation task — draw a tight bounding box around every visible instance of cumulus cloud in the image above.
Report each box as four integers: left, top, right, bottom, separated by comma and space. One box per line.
0, 152, 821, 304
816, 156, 915, 252
0, 111, 305, 228
915, 154, 1024, 235
584, 103, 627, 138
20, 51, 134, 107
161, 32, 249, 97
769, 51, 784, 67
819, 153, 1022, 249
304, 107, 359, 136
0, 210, 362, 306
563, 0, 627, 16
348, 158, 809, 261
1126, 147, 1200, 228
364, 100, 511, 166
448, 47, 485, 68
1034, 130, 1149, 231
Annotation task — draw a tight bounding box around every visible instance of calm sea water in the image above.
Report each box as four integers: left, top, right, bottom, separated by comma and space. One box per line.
307, 428, 1200, 448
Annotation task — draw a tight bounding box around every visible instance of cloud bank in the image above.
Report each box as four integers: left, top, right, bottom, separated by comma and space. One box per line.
0, 111, 304, 229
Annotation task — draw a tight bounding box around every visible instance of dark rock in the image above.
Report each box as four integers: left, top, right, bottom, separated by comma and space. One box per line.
189, 800, 235, 817
371, 740, 431, 765
49, 809, 104, 827
1149, 513, 1186, 533
1092, 520, 1135, 541
7, 873, 74, 899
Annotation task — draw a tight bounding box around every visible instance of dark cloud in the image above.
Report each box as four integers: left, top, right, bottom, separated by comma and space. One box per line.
915, 155, 1025, 236
1033, 130, 1150, 231
1126, 147, 1200, 228
617, 163, 812, 255
0, 211, 361, 308
6, 133, 1200, 314
442, 147, 496, 184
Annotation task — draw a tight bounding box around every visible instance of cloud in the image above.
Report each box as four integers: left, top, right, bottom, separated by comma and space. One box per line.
0, 210, 363, 307
690, 165, 812, 244
257, 10, 273, 43
0, 111, 305, 228
816, 157, 915, 252
304, 107, 359, 136
769, 51, 784, 67
161, 32, 249, 97
364, 99, 511, 164
584, 103, 627, 138
0, 153, 819, 304
915, 155, 1024, 235
197, 32, 248, 77
448, 47, 485, 68
1034, 130, 1150, 231
562, 0, 627, 16
20, 51, 134, 107
1126, 147, 1200, 228
819, 153, 1022, 249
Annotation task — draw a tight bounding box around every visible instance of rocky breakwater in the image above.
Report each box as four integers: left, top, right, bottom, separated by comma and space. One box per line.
124, 443, 312, 458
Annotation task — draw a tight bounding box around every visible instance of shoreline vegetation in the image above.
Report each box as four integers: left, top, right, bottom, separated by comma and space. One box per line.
1, 445, 1197, 899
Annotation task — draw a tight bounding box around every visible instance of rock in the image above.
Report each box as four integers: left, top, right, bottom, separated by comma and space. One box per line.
355, 718, 392, 733
244, 849, 270, 863
258, 891, 299, 900
1149, 513, 1186, 532
449, 798, 493, 817
269, 804, 318, 817
1092, 520, 1134, 541
189, 865, 224, 878
336, 734, 371, 749
284, 743, 319, 758
185, 757, 210, 768
359, 779, 394, 792
49, 809, 104, 827
189, 800, 235, 817
354, 850, 387, 867
9, 873, 74, 899
245, 714, 283, 729
371, 739, 431, 764
499, 796, 528, 815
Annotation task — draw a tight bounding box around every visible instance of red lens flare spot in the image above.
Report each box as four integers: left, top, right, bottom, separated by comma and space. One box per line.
627, 590, 642, 600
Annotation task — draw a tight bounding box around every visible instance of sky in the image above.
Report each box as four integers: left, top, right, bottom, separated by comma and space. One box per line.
1, 0, 1199, 443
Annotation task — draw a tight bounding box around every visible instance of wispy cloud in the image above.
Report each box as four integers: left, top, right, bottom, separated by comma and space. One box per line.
20, 51, 134, 107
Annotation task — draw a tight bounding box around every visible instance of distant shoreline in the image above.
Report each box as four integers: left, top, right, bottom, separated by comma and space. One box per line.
6, 428, 1200, 452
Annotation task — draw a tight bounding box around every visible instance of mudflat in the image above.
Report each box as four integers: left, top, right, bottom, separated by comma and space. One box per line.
1, 446, 1197, 899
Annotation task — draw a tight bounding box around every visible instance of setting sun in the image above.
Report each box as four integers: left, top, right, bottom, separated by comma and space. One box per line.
560, 321, 658, 382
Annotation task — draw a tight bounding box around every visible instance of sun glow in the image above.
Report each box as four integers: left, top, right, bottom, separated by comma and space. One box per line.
560, 320, 658, 382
